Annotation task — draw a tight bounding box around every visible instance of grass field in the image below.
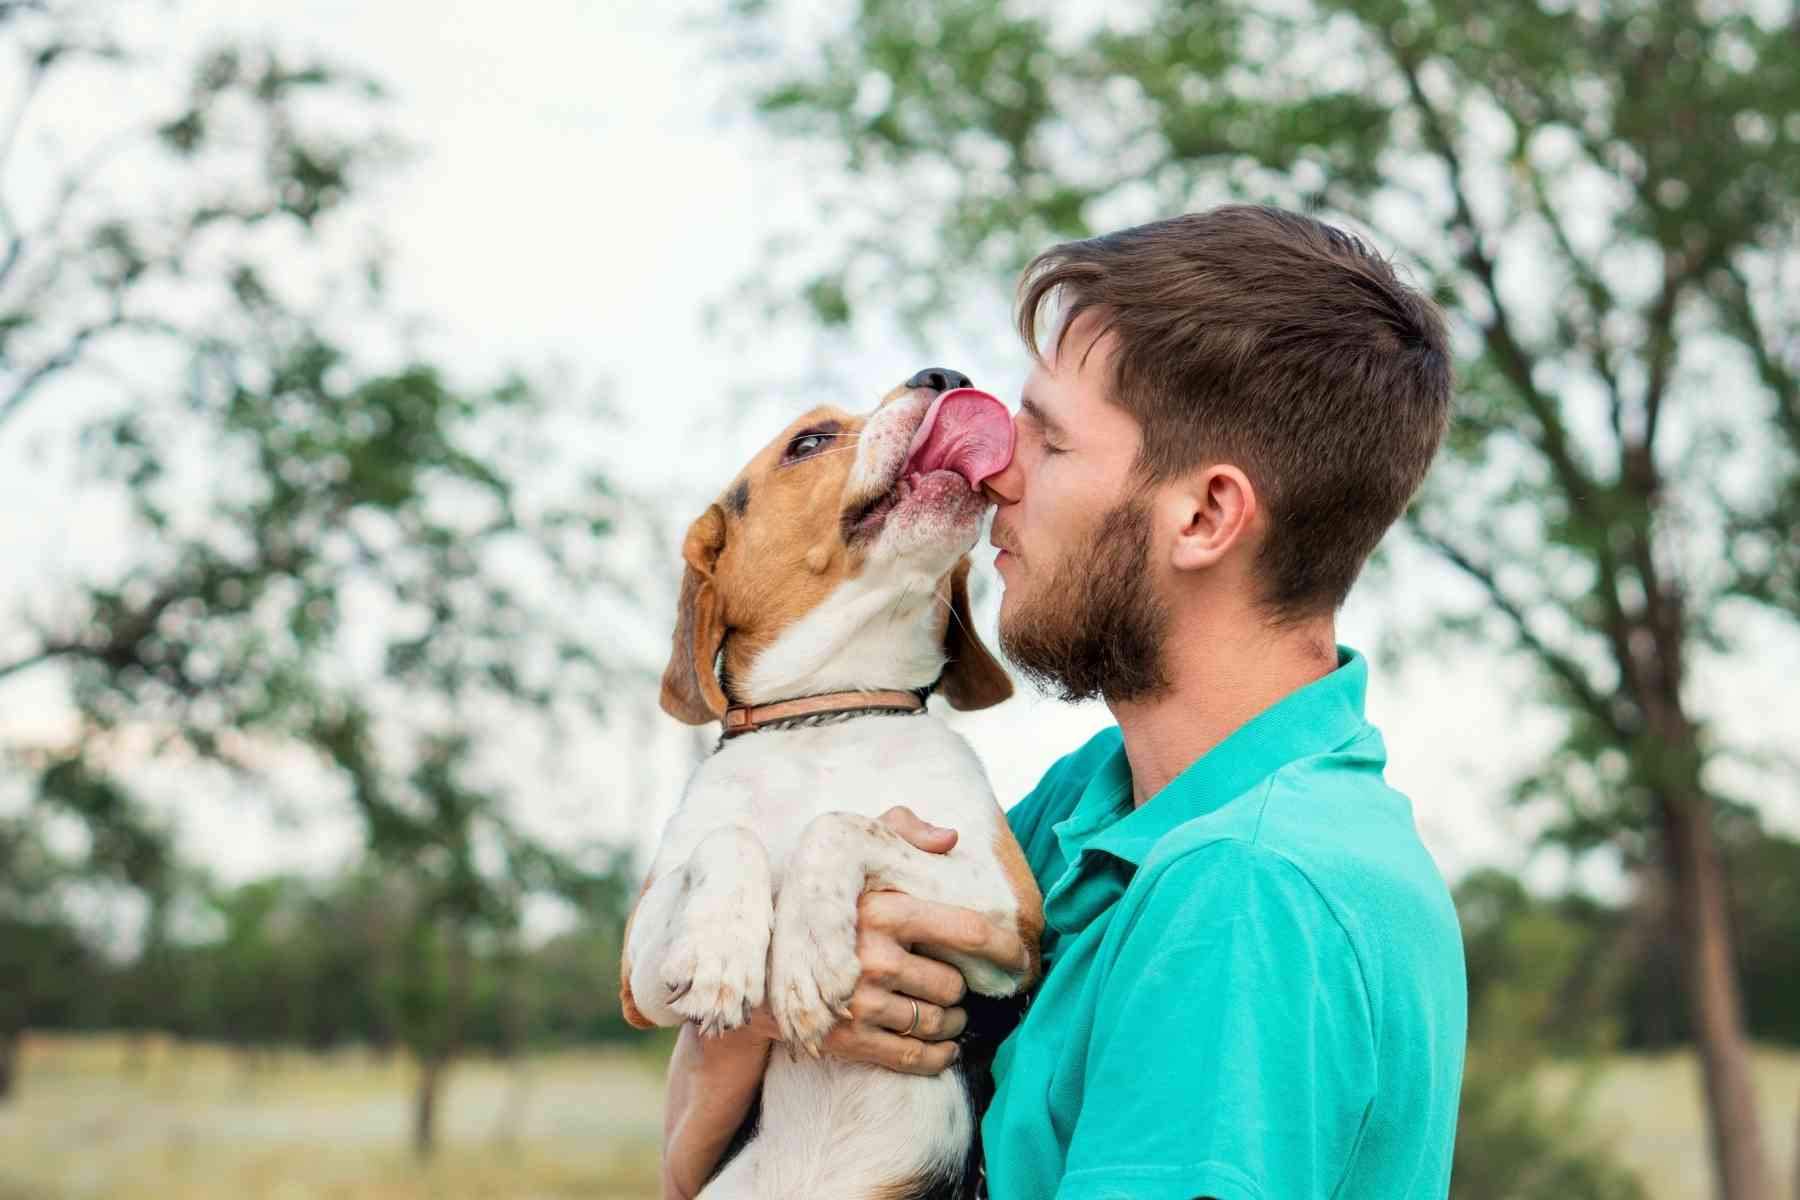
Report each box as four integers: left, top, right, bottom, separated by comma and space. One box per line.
1, 1035, 1795, 1198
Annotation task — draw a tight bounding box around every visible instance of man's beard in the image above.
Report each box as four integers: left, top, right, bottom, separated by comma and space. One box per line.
997, 499, 1171, 704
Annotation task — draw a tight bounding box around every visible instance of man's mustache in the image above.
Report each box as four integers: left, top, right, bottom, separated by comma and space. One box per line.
990, 518, 1021, 558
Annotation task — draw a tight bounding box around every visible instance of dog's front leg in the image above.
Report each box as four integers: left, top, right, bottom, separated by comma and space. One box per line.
627, 825, 773, 1037
768, 811, 1029, 1053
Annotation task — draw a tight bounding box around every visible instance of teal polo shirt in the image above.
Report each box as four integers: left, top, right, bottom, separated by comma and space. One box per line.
981, 648, 1466, 1200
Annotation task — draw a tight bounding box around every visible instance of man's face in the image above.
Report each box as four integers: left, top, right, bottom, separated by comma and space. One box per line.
986, 319, 1172, 703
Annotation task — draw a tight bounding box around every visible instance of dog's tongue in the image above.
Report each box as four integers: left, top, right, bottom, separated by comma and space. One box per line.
901, 388, 1014, 489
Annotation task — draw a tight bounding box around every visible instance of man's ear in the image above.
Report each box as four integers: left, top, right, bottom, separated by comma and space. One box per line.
660, 505, 730, 724
939, 556, 1013, 711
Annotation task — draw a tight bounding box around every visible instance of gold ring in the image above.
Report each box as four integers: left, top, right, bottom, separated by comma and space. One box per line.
904, 997, 922, 1037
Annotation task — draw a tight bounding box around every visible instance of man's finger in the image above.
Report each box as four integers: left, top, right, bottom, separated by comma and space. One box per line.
863, 891, 1030, 975
878, 804, 958, 854
857, 986, 967, 1042
888, 945, 969, 1008
827, 1023, 962, 1076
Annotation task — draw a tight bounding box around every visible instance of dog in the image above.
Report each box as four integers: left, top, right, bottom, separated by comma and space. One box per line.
620, 369, 1044, 1200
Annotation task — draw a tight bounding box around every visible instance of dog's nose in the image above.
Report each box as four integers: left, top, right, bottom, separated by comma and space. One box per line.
905, 367, 973, 393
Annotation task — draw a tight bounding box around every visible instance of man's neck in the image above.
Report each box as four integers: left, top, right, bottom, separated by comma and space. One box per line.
1110, 610, 1338, 808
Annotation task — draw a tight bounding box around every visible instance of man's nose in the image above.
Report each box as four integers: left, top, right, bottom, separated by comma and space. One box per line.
982, 449, 1023, 505
905, 367, 973, 393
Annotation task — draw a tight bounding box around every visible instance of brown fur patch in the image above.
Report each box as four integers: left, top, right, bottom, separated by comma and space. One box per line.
864, 1171, 958, 1200
993, 823, 1045, 986
670, 403, 883, 706
660, 507, 731, 724
618, 873, 658, 1031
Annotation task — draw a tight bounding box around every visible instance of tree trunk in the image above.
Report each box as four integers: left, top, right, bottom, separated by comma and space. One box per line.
1660, 787, 1773, 1200
0, 1028, 18, 1102
412, 929, 471, 1160
413, 1053, 446, 1159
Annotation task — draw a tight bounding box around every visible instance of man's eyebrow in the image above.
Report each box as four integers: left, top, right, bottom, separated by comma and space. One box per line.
1019, 396, 1069, 441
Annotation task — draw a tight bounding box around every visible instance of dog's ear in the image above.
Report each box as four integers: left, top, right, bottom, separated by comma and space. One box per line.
660, 505, 730, 724
939, 556, 1013, 711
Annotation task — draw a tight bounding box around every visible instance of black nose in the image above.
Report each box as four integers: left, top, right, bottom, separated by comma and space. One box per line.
905, 367, 973, 393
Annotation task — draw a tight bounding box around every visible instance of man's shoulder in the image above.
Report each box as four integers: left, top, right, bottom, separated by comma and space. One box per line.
1139, 739, 1461, 982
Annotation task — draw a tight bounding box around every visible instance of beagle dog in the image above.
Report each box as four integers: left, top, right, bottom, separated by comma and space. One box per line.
621, 370, 1044, 1200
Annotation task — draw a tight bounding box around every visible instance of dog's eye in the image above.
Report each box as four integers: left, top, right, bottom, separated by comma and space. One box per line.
785, 432, 832, 460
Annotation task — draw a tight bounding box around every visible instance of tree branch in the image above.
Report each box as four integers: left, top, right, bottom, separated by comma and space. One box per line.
0, 51, 47, 185
1712, 261, 1800, 446
1383, 39, 1604, 522
0, 644, 61, 682
0, 307, 181, 429
1412, 520, 1628, 741
1517, 151, 1629, 438
1378, 37, 1657, 710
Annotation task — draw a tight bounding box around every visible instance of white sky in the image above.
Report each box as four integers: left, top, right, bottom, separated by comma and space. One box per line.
3, 0, 1796, 913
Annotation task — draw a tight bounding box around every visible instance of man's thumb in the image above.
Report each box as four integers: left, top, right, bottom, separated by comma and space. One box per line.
879, 805, 958, 854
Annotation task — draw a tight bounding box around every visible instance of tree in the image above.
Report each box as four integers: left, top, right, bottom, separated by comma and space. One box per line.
356, 731, 621, 1158
0, 814, 106, 1097
0, 0, 633, 1140
1451, 869, 1646, 1200
721, 2, 1799, 1197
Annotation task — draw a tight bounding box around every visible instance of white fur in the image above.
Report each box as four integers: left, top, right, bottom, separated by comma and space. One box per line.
629, 712, 1027, 1200
743, 565, 948, 702
844, 385, 933, 501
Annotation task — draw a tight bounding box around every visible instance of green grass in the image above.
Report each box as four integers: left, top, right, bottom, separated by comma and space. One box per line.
1, 1035, 1795, 1199
1538, 1046, 1800, 1200
0, 1035, 670, 1200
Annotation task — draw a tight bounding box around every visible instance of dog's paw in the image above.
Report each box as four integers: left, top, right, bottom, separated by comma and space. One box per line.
768, 884, 861, 1055
947, 948, 1025, 999
661, 900, 771, 1038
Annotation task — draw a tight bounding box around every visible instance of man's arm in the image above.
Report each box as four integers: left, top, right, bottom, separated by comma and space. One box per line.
662, 1020, 771, 1200
659, 806, 1028, 1199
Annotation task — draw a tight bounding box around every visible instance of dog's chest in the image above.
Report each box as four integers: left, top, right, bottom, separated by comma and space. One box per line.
677, 713, 996, 875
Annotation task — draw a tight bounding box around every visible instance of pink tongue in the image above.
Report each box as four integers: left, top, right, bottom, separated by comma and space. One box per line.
901, 387, 1014, 489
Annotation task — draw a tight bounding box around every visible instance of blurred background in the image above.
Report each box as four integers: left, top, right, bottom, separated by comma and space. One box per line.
0, 1, 1795, 1198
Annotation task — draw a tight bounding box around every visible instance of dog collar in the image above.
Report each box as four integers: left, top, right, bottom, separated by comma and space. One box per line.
721, 688, 928, 738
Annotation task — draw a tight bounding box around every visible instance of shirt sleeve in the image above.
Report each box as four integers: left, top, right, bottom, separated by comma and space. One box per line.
1056, 840, 1377, 1200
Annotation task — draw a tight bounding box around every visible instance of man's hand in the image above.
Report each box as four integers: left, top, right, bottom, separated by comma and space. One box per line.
813, 805, 1031, 1074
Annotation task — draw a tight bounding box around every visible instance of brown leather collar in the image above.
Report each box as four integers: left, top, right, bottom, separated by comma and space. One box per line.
721, 689, 926, 738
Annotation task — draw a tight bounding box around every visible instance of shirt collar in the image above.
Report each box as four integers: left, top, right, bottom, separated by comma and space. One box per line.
1069, 645, 1376, 871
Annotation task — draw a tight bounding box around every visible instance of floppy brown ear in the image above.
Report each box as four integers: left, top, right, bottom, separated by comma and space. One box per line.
660, 506, 730, 724
939, 556, 1013, 711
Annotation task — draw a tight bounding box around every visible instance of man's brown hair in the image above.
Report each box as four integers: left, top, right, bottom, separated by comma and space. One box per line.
1018, 204, 1451, 621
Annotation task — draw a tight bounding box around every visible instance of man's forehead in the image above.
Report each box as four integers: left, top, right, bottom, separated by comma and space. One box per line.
1046, 307, 1115, 373
1024, 344, 1108, 428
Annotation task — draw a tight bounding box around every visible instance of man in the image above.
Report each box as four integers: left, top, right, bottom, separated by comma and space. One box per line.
660, 205, 1467, 1200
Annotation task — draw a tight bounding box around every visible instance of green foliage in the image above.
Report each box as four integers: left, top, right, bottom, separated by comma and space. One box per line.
1458, 868, 1629, 1055
0, 2, 638, 1132
1452, 870, 1648, 1200
1451, 1052, 1648, 1200
50, 860, 642, 1055
0, 822, 106, 1039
